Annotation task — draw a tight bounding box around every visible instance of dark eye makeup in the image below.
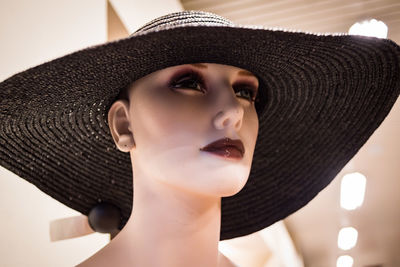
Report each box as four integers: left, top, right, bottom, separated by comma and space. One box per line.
169, 69, 206, 93
168, 68, 258, 103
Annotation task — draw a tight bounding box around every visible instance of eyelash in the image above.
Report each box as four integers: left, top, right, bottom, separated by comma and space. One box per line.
169, 69, 258, 103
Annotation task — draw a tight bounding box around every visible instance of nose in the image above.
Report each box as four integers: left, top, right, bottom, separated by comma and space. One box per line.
212, 85, 244, 131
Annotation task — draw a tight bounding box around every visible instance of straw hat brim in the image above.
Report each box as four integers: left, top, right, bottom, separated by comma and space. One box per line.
0, 24, 399, 240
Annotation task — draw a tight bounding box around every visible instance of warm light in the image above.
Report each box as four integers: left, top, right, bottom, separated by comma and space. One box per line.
338, 227, 358, 250
337, 255, 354, 267
340, 172, 366, 210
349, 19, 388, 38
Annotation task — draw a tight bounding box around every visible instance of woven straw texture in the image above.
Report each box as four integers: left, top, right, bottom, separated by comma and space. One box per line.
0, 11, 399, 240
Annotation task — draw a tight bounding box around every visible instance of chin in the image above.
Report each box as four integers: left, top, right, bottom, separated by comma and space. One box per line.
220, 181, 247, 197
212, 171, 249, 197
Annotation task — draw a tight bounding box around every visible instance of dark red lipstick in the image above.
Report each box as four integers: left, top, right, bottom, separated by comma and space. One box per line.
200, 137, 245, 159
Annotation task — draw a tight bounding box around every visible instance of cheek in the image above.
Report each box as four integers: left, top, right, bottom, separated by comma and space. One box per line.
130, 89, 210, 160
133, 89, 204, 133
244, 109, 259, 146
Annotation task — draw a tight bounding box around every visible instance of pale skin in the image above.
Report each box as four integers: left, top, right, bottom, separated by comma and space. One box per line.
77, 63, 260, 267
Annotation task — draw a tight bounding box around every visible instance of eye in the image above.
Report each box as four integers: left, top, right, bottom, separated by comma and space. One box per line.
233, 83, 258, 103
169, 69, 258, 103
169, 70, 206, 93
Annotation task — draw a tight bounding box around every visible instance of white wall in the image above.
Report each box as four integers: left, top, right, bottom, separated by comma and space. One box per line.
0, 0, 107, 81
109, 0, 184, 33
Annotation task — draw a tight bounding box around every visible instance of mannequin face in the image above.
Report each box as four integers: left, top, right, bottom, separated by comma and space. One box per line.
110, 63, 259, 197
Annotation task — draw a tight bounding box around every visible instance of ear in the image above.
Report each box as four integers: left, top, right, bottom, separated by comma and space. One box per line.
107, 100, 135, 152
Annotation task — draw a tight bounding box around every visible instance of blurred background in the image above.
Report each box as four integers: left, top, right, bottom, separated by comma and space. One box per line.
0, 0, 399, 266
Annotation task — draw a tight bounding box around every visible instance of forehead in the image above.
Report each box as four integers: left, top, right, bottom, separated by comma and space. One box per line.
136, 63, 259, 85
188, 63, 257, 78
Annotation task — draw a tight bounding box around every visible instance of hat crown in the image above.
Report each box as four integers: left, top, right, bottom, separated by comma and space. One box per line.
133, 10, 235, 35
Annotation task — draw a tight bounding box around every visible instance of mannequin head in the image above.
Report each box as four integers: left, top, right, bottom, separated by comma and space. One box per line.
108, 63, 259, 198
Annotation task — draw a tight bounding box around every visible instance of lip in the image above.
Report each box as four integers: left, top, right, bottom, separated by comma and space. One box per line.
200, 138, 245, 159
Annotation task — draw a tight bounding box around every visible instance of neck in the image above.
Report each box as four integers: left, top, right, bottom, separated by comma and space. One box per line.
80, 163, 224, 267
121, 182, 222, 267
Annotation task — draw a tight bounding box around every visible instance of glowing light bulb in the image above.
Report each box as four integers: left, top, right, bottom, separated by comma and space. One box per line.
349, 19, 388, 38
340, 172, 366, 210
337, 255, 354, 267
338, 227, 358, 250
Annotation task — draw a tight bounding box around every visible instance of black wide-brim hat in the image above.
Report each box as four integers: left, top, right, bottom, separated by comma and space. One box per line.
1, 11, 399, 240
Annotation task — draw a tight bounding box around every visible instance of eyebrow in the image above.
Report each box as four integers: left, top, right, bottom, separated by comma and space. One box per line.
189, 63, 257, 78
